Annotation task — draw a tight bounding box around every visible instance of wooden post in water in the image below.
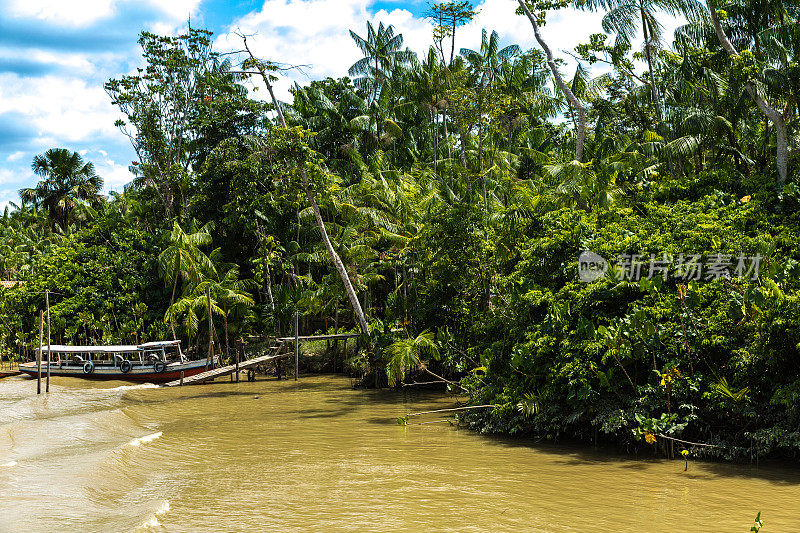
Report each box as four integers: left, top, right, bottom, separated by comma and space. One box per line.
235, 339, 240, 383
180, 371, 184, 386
206, 286, 214, 369
333, 306, 339, 372
294, 312, 299, 381
37, 311, 43, 394
45, 289, 51, 393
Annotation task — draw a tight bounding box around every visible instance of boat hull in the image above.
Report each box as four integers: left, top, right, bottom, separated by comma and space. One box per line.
18, 360, 211, 383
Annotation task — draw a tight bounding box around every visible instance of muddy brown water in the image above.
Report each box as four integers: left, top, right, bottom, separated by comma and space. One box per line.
1, 374, 798, 532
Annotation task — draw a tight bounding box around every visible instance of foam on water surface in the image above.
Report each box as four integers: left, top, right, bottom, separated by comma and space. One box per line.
126, 432, 162, 447
136, 500, 170, 530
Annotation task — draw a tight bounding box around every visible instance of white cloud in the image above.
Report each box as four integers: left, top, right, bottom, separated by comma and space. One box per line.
4, 0, 119, 27
0, 191, 16, 212
0, 169, 21, 185
215, 0, 609, 102
216, 0, 373, 97
0, 73, 123, 145
6, 152, 24, 162
2, 0, 201, 27
217, 0, 683, 104
149, 0, 202, 23
95, 158, 134, 192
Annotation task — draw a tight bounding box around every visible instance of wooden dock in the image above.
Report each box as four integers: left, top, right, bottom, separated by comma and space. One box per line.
163, 333, 360, 387
163, 350, 289, 386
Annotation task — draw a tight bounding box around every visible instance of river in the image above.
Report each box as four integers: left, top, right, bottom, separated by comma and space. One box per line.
1, 375, 798, 532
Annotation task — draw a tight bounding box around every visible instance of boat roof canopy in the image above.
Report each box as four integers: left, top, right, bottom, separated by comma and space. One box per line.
39, 342, 180, 354
138, 340, 181, 348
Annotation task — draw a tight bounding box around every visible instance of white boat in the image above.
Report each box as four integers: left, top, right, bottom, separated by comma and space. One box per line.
18, 340, 211, 383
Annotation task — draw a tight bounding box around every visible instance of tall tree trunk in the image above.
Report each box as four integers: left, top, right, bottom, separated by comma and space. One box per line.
224, 308, 230, 365
249, 43, 371, 337
242, 36, 287, 128
641, 8, 679, 180
517, 0, 586, 162
256, 221, 276, 315
206, 286, 214, 368
460, 129, 470, 192
442, 106, 452, 162
708, 1, 789, 185
479, 86, 487, 212
507, 123, 512, 167
641, 9, 664, 122
450, 20, 456, 65
433, 110, 438, 175
169, 268, 179, 340
301, 168, 370, 336
264, 262, 275, 312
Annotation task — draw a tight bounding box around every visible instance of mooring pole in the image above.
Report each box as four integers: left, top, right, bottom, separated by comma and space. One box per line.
45, 289, 51, 393
235, 339, 240, 383
294, 312, 299, 381
37, 311, 43, 394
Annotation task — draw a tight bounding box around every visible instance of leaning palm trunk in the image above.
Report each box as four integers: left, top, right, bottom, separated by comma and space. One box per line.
264, 262, 275, 313
246, 41, 371, 337
241, 36, 287, 128
255, 220, 277, 315
301, 167, 371, 336
708, 1, 789, 185
441, 104, 452, 161
517, 0, 586, 162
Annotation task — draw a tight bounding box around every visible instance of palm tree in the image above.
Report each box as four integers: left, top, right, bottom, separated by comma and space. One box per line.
349, 22, 415, 101
349, 22, 416, 144
165, 286, 224, 361
576, 0, 703, 122
157, 220, 215, 339
242, 50, 374, 337
517, 0, 588, 162
409, 48, 449, 169
461, 29, 521, 206
290, 80, 369, 171
704, 0, 796, 185
386, 330, 441, 386
19, 149, 104, 229
204, 253, 254, 363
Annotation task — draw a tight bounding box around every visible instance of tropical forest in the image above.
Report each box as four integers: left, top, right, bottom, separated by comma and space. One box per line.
2, 0, 800, 473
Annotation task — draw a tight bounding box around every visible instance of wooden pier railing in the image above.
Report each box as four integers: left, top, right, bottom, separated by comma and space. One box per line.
163, 333, 360, 387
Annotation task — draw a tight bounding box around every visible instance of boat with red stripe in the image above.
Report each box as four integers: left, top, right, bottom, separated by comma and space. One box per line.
18, 340, 211, 383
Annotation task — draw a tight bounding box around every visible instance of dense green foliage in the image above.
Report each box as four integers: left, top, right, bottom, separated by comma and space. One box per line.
2, 1, 799, 460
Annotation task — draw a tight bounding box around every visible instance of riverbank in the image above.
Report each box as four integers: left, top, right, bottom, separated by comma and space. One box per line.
2, 374, 799, 531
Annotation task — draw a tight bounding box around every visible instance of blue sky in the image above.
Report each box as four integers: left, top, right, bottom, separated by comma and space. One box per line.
0, 0, 670, 210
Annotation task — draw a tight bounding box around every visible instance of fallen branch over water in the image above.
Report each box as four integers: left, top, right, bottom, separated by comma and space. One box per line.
397, 405, 497, 426
406, 405, 497, 418
420, 365, 470, 393
656, 433, 723, 449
